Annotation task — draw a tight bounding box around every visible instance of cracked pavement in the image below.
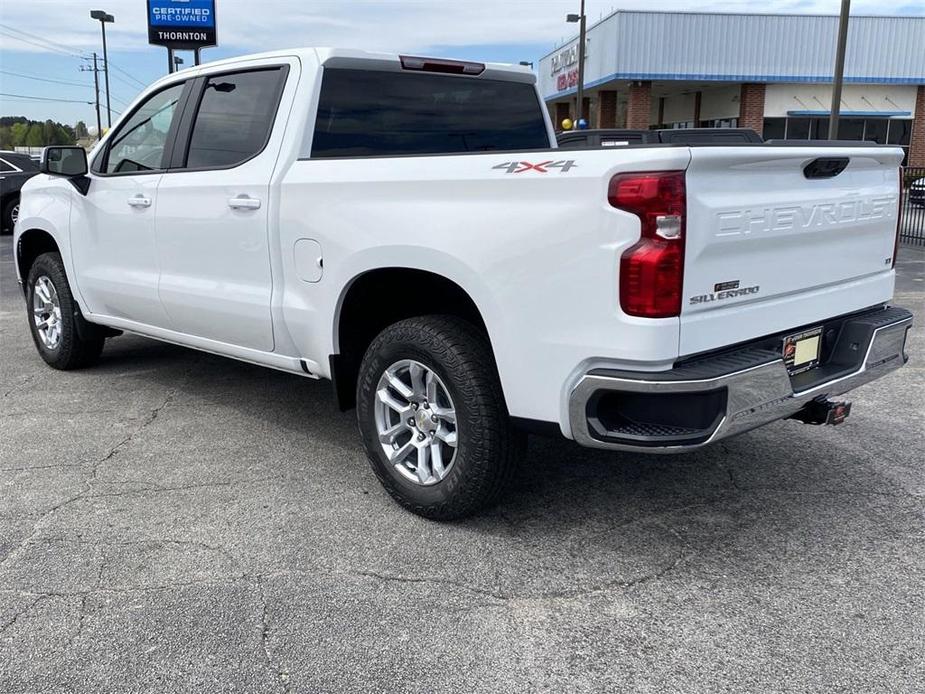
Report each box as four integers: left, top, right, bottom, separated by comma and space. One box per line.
1, 237, 923, 693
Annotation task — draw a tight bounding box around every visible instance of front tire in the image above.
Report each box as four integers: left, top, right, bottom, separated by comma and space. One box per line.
356, 316, 523, 520
2, 196, 18, 235
25, 252, 104, 370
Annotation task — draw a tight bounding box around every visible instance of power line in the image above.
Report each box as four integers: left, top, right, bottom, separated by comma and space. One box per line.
0, 92, 94, 104
107, 70, 144, 93
106, 60, 147, 89
108, 93, 131, 107
0, 68, 92, 88
0, 29, 86, 58
0, 22, 88, 58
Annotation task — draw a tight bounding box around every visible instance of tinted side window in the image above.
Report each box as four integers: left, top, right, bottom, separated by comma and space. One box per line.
185, 68, 286, 169
311, 68, 549, 157
0, 159, 14, 172
105, 82, 185, 174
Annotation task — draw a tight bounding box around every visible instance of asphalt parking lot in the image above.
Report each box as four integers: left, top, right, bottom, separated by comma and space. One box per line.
1, 236, 923, 693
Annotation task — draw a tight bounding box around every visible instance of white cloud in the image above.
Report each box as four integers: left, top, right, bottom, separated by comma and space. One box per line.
2, 0, 918, 56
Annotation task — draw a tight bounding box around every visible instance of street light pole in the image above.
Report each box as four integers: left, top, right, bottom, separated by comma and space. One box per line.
90, 10, 115, 130
577, 0, 586, 124
567, 1, 587, 125
828, 0, 851, 140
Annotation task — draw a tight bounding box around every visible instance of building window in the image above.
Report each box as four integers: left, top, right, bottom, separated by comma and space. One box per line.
865, 119, 888, 144
704, 118, 739, 128
809, 118, 829, 139
839, 118, 865, 140
888, 120, 912, 146
787, 118, 811, 139
763, 118, 785, 139
761, 116, 912, 163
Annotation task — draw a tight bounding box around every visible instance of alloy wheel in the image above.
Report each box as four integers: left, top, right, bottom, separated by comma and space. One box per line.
374, 359, 458, 485
32, 275, 62, 349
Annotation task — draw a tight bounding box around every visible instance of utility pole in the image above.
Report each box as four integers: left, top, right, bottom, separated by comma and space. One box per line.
80, 54, 103, 140
828, 0, 851, 140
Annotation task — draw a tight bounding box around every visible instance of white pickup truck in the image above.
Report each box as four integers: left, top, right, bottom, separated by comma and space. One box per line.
14, 48, 912, 519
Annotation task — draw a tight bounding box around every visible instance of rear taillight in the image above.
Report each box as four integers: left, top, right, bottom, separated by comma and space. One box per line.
610, 171, 686, 318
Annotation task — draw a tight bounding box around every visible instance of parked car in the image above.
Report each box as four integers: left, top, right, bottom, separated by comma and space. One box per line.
0, 151, 40, 233
14, 49, 912, 519
910, 177, 925, 207
557, 127, 763, 148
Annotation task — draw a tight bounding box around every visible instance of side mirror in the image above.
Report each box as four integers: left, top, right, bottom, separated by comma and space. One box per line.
40, 146, 90, 194
41, 146, 88, 177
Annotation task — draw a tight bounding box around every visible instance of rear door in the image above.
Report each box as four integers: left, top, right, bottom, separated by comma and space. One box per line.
154, 62, 292, 351
680, 145, 903, 355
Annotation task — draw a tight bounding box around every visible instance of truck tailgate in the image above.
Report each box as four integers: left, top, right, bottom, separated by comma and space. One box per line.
680, 146, 903, 356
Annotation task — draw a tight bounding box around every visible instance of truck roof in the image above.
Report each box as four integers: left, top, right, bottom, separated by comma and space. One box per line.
144, 47, 536, 91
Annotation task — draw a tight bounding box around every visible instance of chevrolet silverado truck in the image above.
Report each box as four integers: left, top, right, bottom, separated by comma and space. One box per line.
14, 48, 913, 519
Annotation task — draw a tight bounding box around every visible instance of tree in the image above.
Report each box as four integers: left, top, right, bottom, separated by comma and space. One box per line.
9, 122, 29, 146
43, 119, 57, 144
75, 120, 89, 139
0, 117, 78, 147
25, 123, 44, 147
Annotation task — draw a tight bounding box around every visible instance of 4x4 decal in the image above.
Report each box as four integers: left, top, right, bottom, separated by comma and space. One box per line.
492, 160, 577, 174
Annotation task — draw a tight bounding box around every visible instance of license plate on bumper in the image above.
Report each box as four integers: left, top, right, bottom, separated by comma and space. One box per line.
782, 326, 823, 375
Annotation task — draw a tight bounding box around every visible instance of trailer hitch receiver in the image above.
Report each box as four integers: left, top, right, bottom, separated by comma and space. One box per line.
789, 396, 852, 426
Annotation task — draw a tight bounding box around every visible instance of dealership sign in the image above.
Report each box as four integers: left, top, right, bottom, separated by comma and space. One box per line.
550, 43, 585, 92
550, 45, 579, 76
147, 0, 217, 50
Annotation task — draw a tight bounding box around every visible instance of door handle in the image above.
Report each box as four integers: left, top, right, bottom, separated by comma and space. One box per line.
228, 195, 261, 210
127, 195, 152, 208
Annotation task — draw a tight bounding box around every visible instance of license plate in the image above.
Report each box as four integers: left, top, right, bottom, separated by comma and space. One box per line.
782, 326, 823, 375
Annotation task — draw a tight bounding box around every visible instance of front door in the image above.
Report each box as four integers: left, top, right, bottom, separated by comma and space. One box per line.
70, 80, 187, 327
154, 65, 289, 353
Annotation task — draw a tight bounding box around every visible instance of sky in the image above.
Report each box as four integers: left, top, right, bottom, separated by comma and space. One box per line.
1, 0, 923, 127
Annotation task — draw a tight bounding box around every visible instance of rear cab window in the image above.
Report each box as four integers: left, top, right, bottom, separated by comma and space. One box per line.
310, 68, 549, 158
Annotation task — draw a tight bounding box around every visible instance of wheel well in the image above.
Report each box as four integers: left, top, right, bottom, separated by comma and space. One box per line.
332, 268, 489, 410
16, 229, 60, 288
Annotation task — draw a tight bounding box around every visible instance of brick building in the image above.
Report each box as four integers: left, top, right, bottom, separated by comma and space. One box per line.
539, 11, 925, 166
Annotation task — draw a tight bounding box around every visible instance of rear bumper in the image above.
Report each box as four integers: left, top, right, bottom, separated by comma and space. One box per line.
568, 305, 912, 452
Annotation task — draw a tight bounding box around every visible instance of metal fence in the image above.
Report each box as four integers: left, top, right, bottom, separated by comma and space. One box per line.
900, 167, 925, 246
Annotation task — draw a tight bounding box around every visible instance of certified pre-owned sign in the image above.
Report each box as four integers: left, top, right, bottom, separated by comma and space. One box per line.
147, 0, 217, 50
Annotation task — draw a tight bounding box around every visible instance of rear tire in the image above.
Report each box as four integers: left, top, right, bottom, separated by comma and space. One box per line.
25, 252, 104, 370
356, 315, 523, 520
